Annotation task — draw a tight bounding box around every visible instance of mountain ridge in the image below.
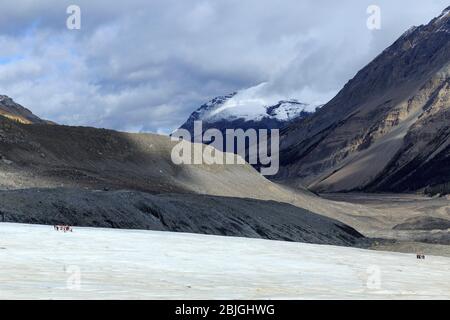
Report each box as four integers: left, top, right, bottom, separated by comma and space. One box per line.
0, 95, 52, 125
275, 7, 450, 194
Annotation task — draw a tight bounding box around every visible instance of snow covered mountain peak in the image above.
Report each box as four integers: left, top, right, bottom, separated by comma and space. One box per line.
179, 83, 320, 135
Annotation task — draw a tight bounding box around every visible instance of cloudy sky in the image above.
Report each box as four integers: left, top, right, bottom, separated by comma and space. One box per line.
0, 0, 448, 134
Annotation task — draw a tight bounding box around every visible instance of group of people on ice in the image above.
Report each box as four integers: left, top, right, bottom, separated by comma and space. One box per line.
54, 225, 73, 232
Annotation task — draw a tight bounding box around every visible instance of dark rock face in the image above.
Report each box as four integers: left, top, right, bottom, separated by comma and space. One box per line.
276, 8, 450, 194
0, 188, 368, 247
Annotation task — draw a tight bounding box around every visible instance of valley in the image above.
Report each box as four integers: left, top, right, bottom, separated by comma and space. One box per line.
0, 4, 450, 301
0, 113, 449, 257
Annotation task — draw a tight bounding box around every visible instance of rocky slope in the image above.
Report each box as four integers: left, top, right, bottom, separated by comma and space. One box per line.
0, 115, 267, 195
276, 7, 450, 194
0, 110, 411, 238
0, 188, 367, 247
0, 95, 51, 124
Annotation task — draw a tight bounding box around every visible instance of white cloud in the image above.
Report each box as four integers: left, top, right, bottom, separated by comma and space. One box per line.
0, 0, 448, 134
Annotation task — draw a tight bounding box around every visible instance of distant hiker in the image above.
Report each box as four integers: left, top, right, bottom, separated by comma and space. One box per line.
60, 225, 73, 232
54, 225, 72, 232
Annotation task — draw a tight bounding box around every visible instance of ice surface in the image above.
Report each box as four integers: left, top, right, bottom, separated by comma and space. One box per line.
1, 223, 449, 299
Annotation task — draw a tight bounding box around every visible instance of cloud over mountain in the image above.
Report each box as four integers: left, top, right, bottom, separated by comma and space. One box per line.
0, 0, 448, 133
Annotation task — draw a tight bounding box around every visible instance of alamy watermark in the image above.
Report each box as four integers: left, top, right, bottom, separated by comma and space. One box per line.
366, 265, 381, 290
66, 5, 81, 30
367, 5, 381, 30
65, 265, 81, 290
171, 121, 279, 175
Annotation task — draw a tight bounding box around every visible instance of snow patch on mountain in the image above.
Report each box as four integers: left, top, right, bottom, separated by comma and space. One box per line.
437, 6, 450, 21
181, 83, 320, 130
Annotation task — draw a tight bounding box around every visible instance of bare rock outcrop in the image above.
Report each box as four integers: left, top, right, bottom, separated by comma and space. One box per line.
276, 7, 450, 194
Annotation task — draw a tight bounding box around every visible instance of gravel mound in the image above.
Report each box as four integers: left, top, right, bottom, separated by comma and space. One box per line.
0, 188, 368, 247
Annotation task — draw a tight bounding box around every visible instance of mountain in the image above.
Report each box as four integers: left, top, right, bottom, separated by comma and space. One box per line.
1, 96, 450, 249
0, 106, 406, 234
0, 110, 378, 246
0, 95, 50, 124
178, 84, 317, 142
276, 7, 450, 194
0, 111, 337, 216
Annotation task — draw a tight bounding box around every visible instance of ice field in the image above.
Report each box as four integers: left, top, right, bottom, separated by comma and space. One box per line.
1, 223, 449, 299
